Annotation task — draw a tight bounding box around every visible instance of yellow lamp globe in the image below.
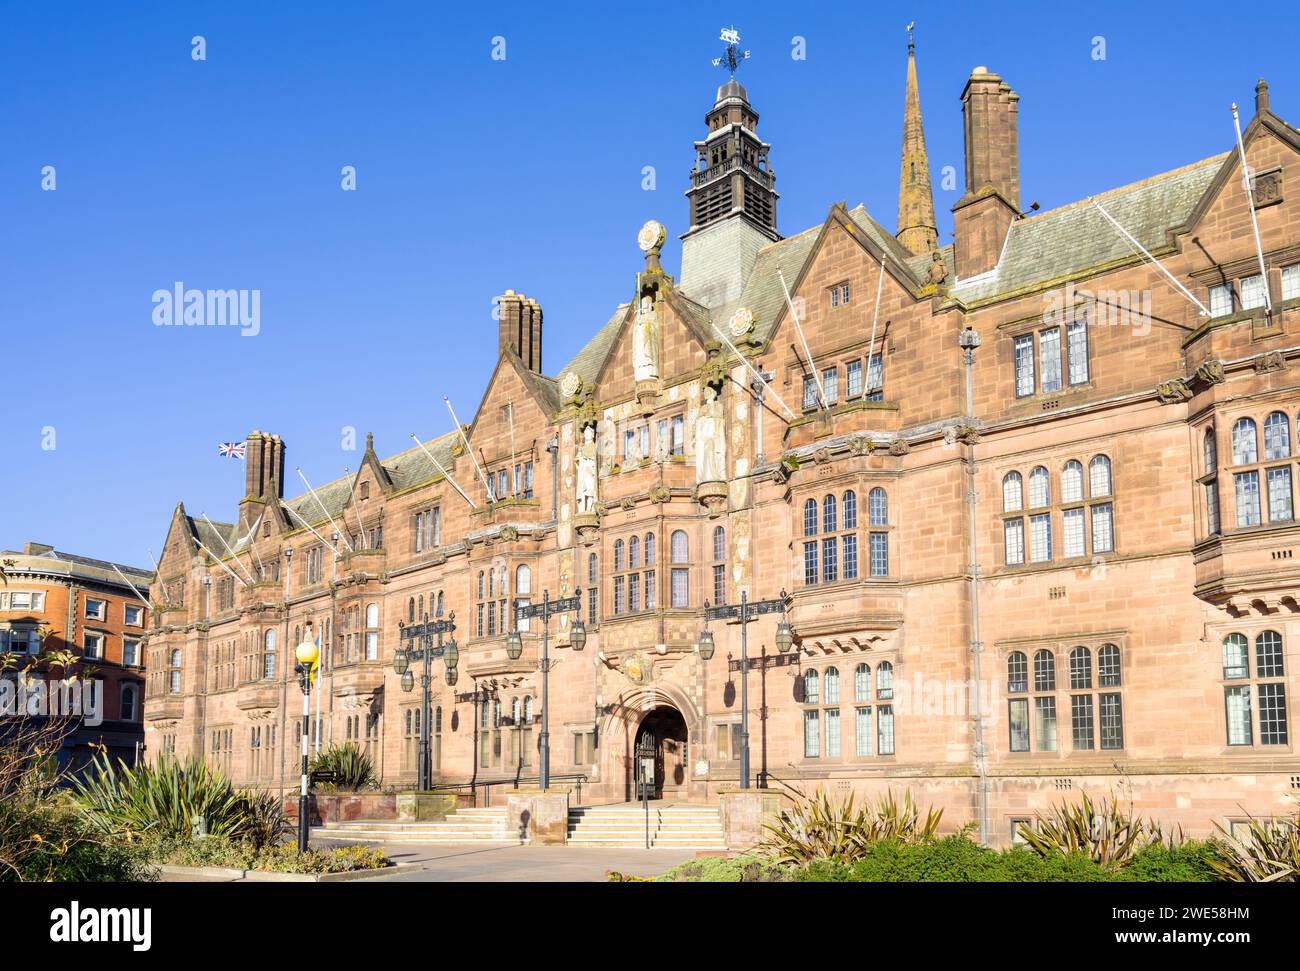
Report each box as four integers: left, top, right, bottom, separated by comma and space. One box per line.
295, 638, 319, 668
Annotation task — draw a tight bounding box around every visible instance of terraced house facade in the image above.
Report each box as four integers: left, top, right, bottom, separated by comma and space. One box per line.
144, 43, 1300, 844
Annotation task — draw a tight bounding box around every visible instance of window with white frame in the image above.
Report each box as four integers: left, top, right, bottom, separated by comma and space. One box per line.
124, 604, 144, 626
1208, 282, 1233, 317
83, 631, 104, 660
123, 636, 141, 667
85, 598, 106, 621
670, 530, 690, 608
1240, 274, 1267, 310
1282, 265, 1300, 301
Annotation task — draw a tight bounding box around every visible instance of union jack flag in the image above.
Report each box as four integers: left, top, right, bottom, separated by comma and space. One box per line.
218, 441, 246, 459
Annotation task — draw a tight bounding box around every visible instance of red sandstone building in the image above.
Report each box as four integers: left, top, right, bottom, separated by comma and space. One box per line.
2, 541, 151, 769
145, 40, 1299, 844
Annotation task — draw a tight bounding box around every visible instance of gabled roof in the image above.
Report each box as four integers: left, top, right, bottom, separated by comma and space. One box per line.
950, 153, 1229, 304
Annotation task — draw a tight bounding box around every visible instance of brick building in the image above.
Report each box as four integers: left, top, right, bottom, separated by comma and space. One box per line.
144, 40, 1300, 844
2, 541, 151, 769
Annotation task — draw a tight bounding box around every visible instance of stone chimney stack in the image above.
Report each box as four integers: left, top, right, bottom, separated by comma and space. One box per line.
240, 431, 285, 529
496, 290, 543, 373
952, 67, 1022, 280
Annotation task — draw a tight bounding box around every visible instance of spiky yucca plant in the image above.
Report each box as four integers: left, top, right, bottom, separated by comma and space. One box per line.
1017, 790, 1178, 870
1209, 808, 1300, 883
760, 788, 943, 865
308, 743, 375, 792
71, 752, 287, 849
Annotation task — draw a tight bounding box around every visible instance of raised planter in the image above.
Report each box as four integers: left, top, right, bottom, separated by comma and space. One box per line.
284, 792, 397, 825
155, 862, 422, 883
396, 791, 473, 821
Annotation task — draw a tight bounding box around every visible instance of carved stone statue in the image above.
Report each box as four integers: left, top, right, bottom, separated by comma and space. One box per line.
632, 294, 659, 382
927, 249, 948, 287
695, 386, 726, 484
576, 424, 598, 514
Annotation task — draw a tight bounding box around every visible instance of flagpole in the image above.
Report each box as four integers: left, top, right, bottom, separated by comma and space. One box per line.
110, 563, 153, 611
296, 469, 355, 552
443, 396, 493, 498
280, 501, 342, 555
1090, 199, 1211, 317
341, 467, 366, 550
866, 255, 887, 396
778, 269, 829, 410
193, 537, 251, 587
508, 401, 518, 498
410, 435, 475, 508
706, 318, 798, 421
1232, 103, 1273, 313
201, 513, 256, 584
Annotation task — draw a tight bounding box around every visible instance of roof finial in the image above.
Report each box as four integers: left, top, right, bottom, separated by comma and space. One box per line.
1255, 77, 1270, 115
365, 431, 374, 452
712, 26, 750, 78
906, 21, 915, 52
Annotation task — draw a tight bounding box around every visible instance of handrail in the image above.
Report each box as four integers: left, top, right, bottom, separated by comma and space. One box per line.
416, 772, 588, 807
761, 768, 807, 803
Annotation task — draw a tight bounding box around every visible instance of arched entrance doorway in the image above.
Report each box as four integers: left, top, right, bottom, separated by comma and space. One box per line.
633, 706, 688, 800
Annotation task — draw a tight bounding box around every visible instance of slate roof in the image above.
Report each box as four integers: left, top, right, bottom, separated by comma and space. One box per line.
951, 153, 1230, 304
2, 546, 153, 586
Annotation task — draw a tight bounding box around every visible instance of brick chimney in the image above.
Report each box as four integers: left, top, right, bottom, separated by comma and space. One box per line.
496, 290, 542, 373
952, 67, 1021, 280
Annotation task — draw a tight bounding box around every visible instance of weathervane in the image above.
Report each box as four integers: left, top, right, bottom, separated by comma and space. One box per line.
906, 21, 915, 51
712, 26, 750, 77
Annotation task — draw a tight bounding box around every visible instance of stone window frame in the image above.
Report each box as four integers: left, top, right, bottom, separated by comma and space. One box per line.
1220, 629, 1289, 748
1214, 407, 1295, 531
998, 453, 1116, 569
1007, 310, 1092, 400
1003, 639, 1126, 757
800, 488, 878, 587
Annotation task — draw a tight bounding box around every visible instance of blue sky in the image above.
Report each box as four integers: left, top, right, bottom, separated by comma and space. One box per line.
2, 1, 1294, 569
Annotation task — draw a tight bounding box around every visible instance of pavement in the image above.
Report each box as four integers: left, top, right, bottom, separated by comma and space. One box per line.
313, 839, 698, 882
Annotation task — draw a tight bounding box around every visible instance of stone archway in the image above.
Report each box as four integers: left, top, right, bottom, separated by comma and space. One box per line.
634, 706, 689, 800
597, 684, 704, 802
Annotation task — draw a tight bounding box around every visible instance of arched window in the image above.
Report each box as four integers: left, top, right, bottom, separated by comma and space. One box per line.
1003, 472, 1023, 512
366, 603, 379, 627
1033, 650, 1055, 691
515, 564, 532, 595
1007, 651, 1028, 693
842, 490, 858, 529
644, 533, 655, 565
1089, 455, 1112, 497
824, 666, 840, 704
436, 591, 444, 616
803, 498, 818, 536
408, 597, 416, 623
1028, 467, 1050, 507
823, 495, 838, 534
1256, 630, 1284, 678
1098, 644, 1121, 686
614, 539, 625, 571
855, 663, 871, 701
803, 668, 820, 704
511, 697, 521, 724
712, 526, 726, 561
1231, 418, 1258, 465
1216, 634, 1248, 681
1263, 412, 1291, 460
262, 629, 277, 679
477, 571, 485, 600
629, 535, 640, 568
671, 530, 689, 563
868, 488, 888, 526
1069, 647, 1092, 689
169, 650, 182, 693
365, 604, 379, 660
876, 661, 894, 699
1062, 461, 1084, 503
1204, 426, 1218, 473
523, 696, 533, 723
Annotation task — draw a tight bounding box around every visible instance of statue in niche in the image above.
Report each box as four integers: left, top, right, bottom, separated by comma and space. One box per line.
695, 385, 726, 484
632, 293, 659, 383
576, 424, 599, 514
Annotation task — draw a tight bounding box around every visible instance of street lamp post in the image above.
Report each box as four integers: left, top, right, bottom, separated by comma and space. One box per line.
697, 590, 793, 789
293, 629, 320, 854
395, 609, 458, 791
507, 589, 586, 790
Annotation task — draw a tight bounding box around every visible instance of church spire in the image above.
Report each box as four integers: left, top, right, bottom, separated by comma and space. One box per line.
897, 24, 938, 256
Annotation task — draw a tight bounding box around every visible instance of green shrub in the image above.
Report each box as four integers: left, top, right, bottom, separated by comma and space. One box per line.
1115, 842, 1218, 882
309, 743, 375, 792
71, 752, 288, 849
657, 854, 791, 883
0, 723, 151, 882
142, 836, 389, 874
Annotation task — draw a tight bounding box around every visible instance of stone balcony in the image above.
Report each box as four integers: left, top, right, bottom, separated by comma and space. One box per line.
145, 695, 185, 721
1193, 522, 1300, 614
783, 399, 900, 451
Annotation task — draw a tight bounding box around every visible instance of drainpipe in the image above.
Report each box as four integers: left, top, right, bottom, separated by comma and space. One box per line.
547, 433, 559, 521
959, 325, 990, 846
